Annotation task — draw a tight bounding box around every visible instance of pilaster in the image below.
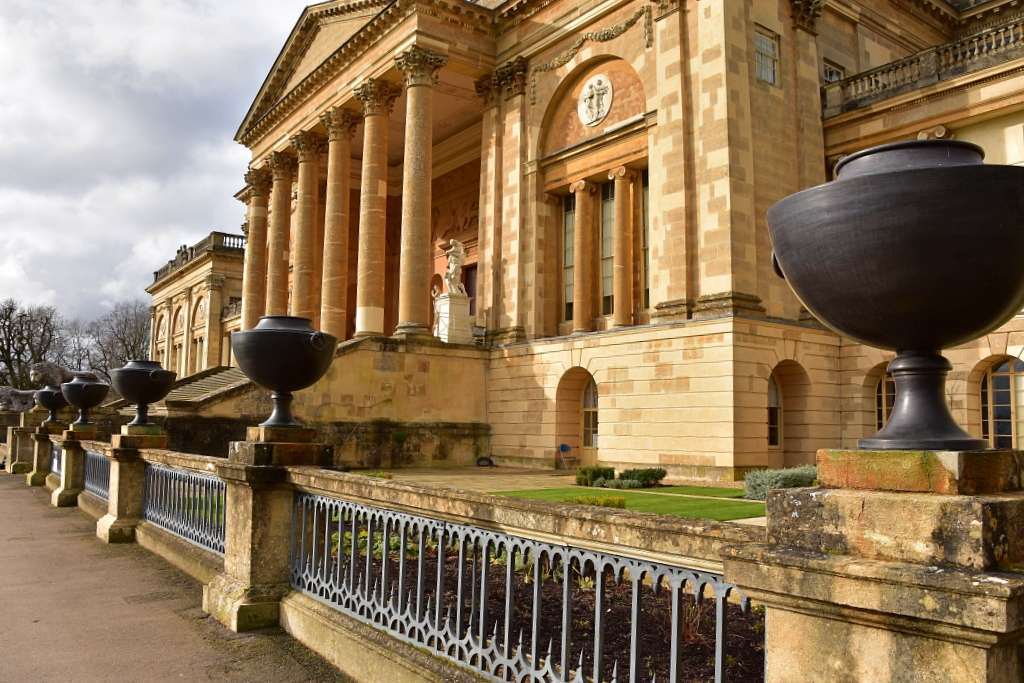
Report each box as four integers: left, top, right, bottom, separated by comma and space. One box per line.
496, 58, 528, 338
474, 74, 503, 333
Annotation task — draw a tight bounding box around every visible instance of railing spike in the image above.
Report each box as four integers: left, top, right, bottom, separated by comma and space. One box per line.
611, 660, 618, 683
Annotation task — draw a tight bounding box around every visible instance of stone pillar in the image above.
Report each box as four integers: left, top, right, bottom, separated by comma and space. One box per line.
474, 74, 502, 332
203, 274, 225, 371
394, 46, 448, 339
319, 107, 360, 341
95, 429, 168, 544
240, 167, 272, 330
290, 131, 324, 322
790, 1, 827, 191
264, 151, 296, 317
27, 421, 63, 487
352, 79, 399, 338
52, 431, 90, 507
312, 179, 327, 328
204, 428, 328, 632
725, 448, 1024, 683
569, 180, 595, 333
610, 166, 636, 327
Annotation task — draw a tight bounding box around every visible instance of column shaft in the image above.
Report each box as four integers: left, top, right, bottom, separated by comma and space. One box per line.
611, 167, 636, 327
290, 132, 323, 321
570, 180, 595, 333
319, 108, 360, 340
240, 169, 272, 329
353, 80, 398, 337
265, 153, 296, 316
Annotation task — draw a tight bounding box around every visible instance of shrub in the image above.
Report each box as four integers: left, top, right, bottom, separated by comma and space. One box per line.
576, 466, 616, 487
620, 478, 644, 489
618, 468, 668, 488
563, 495, 627, 509
592, 477, 608, 488
744, 465, 817, 501
605, 479, 623, 489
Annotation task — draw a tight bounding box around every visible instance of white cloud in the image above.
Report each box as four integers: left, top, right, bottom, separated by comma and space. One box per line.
0, 0, 311, 319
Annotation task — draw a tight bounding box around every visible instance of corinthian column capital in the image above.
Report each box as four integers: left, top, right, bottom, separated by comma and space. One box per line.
354, 79, 401, 116
790, 0, 824, 32
291, 131, 325, 163
265, 151, 296, 180
244, 167, 273, 197
395, 46, 448, 88
320, 107, 361, 141
474, 74, 501, 108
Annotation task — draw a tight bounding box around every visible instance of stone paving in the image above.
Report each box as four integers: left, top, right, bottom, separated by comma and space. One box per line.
0, 474, 350, 683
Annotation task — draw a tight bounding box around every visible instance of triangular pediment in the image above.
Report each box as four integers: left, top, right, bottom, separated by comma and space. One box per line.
236, 0, 391, 143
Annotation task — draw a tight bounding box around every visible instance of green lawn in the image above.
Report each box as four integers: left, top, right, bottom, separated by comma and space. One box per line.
496, 487, 765, 521
653, 485, 748, 499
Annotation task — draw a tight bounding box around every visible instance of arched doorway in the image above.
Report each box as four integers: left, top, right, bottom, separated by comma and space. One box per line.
556, 367, 599, 467
769, 360, 812, 467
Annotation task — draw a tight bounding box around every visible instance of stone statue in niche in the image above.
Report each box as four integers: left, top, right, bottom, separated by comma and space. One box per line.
444, 239, 468, 295
578, 74, 613, 127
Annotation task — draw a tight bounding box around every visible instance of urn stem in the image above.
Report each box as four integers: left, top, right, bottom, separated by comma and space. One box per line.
261, 391, 301, 429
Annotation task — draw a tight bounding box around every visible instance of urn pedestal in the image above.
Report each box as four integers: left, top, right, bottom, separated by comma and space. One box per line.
434, 292, 472, 345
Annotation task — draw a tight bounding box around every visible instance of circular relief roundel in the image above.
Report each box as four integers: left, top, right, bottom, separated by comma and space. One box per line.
577, 74, 613, 128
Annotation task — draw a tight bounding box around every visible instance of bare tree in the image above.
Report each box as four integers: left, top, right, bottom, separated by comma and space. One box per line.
53, 318, 92, 373
87, 299, 151, 381
0, 299, 64, 388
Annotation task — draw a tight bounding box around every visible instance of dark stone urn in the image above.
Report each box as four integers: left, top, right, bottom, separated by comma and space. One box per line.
231, 316, 338, 429
61, 376, 110, 427
34, 385, 68, 423
111, 360, 176, 427
767, 140, 1024, 450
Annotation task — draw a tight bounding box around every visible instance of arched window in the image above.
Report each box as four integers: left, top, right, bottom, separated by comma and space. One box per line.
767, 374, 782, 448
582, 378, 599, 448
981, 358, 1024, 448
876, 371, 895, 430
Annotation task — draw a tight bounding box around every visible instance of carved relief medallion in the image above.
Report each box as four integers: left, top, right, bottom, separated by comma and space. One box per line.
577, 74, 613, 127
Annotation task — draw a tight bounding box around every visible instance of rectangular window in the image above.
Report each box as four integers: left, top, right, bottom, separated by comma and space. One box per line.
823, 60, 844, 84
601, 182, 615, 316
755, 27, 779, 85
641, 169, 650, 310
563, 194, 575, 322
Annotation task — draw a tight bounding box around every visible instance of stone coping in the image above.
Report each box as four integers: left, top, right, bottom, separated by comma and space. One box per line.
286, 466, 765, 573
138, 449, 223, 475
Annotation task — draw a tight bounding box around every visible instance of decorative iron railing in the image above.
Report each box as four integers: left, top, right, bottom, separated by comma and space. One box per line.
291, 492, 763, 683
142, 463, 226, 555
83, 450, 110, 501
50, 441, 62, 478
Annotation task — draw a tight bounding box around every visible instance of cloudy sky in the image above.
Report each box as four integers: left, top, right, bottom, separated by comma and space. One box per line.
0, 0, 313, 320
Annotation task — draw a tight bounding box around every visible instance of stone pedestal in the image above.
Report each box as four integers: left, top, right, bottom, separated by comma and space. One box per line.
434, 292, 472, 345
27, 422, 64, 486
51, 429, 95, 507
204, 430, 329, 632
0, 410, 21, 443
724, 448, 1024, 683
5, 428, 33, 474
96, 447, 146, 544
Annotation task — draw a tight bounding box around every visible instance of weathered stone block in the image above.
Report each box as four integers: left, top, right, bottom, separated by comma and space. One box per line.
818, 448, 1024, 494
246, 426, 316, 444
228, 440, 328, 467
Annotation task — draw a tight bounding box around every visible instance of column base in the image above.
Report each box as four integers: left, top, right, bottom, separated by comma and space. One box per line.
26, 470, 47, 487
51, 486, 81, 507
8, 461, 30, 475
392, 321, 432, 339
96, 514, 140, 543
724, 545, 1024, 683
204, 573, 290, 633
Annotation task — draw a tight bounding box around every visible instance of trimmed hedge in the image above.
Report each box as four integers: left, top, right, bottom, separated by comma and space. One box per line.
618, 468, 668, 488
576, 466, 616, 487
563, 495, 627, 509
744, 465, 817, 501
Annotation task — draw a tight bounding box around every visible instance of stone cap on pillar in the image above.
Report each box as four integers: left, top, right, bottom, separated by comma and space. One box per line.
111, 433, 169, 450
246, 426, 317, 444
62, 428, 98, 442
228, 440, 329, 467
817, 448, 1024, 495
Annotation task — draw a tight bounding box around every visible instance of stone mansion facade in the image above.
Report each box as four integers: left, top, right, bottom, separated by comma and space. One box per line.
149, 0, 1024, 479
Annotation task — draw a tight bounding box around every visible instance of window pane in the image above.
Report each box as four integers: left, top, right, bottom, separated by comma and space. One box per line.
563, 198, 575, 322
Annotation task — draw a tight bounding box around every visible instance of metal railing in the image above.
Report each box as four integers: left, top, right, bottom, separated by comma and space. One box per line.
823, 16, 1024, 116
152, 232, 246, 284
291, 492, 761, 683
50, 441, 61, 477
142, 463, 226, 555
83, 450, 110, 500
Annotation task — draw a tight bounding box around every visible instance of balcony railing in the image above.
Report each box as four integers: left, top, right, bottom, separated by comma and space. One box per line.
823, 17, 1024, 117
152, 232, 246, 284
221, 300, 243, 321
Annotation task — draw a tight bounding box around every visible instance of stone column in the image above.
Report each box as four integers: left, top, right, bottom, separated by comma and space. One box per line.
204, 429, 328, 632
240, 167, 272, 330
610, 166, 636, 328
203, 275, 225, 371
290, 131, 324, 321
312, 179, 327, 328
264, 152, 296, 317
394, 46, 448, 339
319, 107, 360, 341
352, 79, 399, 338
569, 180, 595, 333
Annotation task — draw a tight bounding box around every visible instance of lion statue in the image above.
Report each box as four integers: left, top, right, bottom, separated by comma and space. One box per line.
0, 387, 36, 412
29, 362, 100, 388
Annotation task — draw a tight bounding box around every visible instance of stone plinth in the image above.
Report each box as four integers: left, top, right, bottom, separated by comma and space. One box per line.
434, 292, 472, 345
723, 448, 1024, 683
5, 427, 35, 475
204, 449, 292, 632
96, 447, 146, 544
0, 410, 21, 442
26, 423, 63, 487
51, 431, 91, 507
